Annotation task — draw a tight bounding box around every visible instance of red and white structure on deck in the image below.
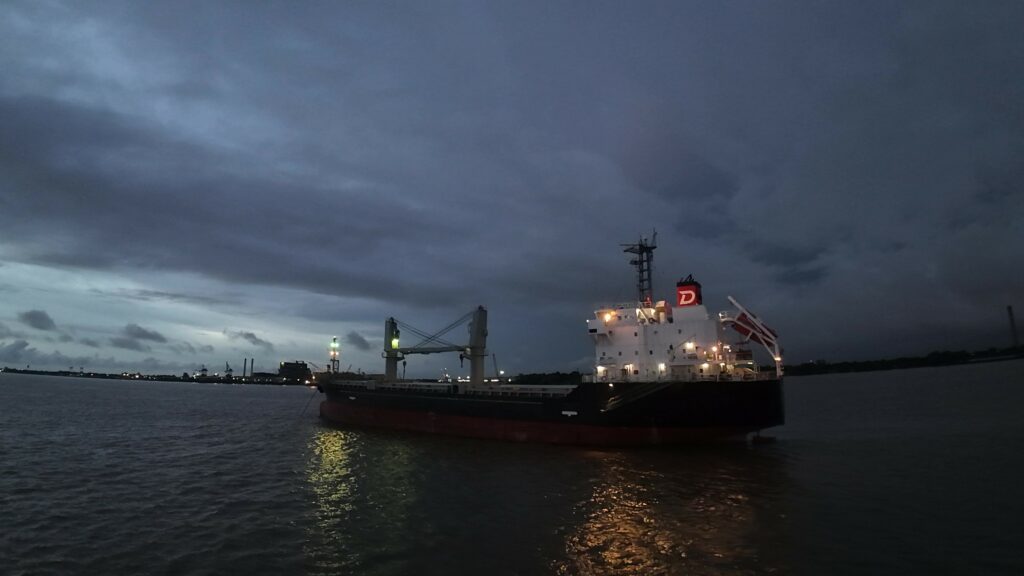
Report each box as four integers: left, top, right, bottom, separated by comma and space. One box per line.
586, 236, 782, 385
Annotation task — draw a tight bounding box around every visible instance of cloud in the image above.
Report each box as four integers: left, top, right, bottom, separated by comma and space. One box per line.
0, 340, 32, 363
17, 310, 57, 331
123, 323, 167, 342
0, 339, 198, 373
169, 341, 214, 355
169, 342, 196, 354
0, 1, 1022, 369
344, 331, 372, 352
80, 338, 102, 348
109, 337, 151, 352
95, 288, 237, 306
224, 330, 274, 351
0, 321, 15, 339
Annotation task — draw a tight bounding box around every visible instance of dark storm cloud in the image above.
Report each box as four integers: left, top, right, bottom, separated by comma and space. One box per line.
1, 1, 1023, 365
170, 342, 196, 355
0, 340, 32, 363
344, 331, 372, 352
80, 338, 102, 348
109, 337, 150, 352
774, 266, 827, 287
17, 310, 57, 331
0, 93, 465, 306
0, 322, 16, 339
96, 288, 238, 307
123, 323, 167, 343
225, 330, 274, 351
168, 341, 212, 355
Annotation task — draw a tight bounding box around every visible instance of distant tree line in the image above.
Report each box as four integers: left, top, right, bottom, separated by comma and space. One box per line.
785, 346, 1023, 376
512, 371, 583, 385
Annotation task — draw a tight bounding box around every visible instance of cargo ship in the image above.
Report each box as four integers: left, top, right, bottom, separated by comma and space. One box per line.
317, 236, 784, 445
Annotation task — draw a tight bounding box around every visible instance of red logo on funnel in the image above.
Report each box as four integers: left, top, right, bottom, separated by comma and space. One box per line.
676, 276, 702, 307
677, 288, 698, 306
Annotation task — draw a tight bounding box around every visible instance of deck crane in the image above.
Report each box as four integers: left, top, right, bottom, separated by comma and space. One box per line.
384, 306, 488, 388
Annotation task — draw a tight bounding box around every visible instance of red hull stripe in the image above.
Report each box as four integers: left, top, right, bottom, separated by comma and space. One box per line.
320, 400, 749, 446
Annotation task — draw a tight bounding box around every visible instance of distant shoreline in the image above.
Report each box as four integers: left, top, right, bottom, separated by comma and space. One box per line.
0, 368, 310, 385
784, 347, 1024, 376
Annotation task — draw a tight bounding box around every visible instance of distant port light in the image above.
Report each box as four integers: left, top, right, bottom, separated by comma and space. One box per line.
391, 337, 400, 349
603, 312, 612, 322
684, 341, 695, 351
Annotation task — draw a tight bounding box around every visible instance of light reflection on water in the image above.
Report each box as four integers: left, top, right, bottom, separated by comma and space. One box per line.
554, 449, 789, 576
306, 428, 427, 575
305, 425, 790, 576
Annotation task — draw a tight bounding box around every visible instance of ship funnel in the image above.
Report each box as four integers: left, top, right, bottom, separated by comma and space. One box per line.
676, 275, 702, 307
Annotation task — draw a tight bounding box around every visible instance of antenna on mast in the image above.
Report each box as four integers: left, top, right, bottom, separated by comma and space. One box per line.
621, 230, 657, 304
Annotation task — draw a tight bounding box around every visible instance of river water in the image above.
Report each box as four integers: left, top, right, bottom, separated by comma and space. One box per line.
2, 360, 1022, 575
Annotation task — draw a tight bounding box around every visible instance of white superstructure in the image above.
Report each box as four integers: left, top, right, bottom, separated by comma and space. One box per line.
584, 235, 782, 384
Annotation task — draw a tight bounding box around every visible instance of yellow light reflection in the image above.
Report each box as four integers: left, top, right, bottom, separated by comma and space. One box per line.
307, 428, 357, 518
553, 452, 776, 575
304, 427, 420, 572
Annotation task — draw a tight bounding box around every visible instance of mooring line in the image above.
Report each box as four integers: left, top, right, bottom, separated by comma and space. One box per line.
299, 386, 318, 418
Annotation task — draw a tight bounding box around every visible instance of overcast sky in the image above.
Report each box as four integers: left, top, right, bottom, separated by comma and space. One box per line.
1, 1, 1021, 376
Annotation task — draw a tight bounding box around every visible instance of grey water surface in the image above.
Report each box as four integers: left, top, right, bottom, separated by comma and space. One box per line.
2, 360, 1022, 575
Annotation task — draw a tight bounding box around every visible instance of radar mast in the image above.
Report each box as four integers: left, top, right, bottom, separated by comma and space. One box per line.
621, 231, 657, 304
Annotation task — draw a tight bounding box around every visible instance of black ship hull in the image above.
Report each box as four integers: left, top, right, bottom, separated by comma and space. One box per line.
318, 378, 784, 445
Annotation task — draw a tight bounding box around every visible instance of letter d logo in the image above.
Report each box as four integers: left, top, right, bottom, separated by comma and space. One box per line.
677, 288, 696, 306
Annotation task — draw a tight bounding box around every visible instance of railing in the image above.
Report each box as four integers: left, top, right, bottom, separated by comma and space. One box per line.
583, 370, 779, 384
